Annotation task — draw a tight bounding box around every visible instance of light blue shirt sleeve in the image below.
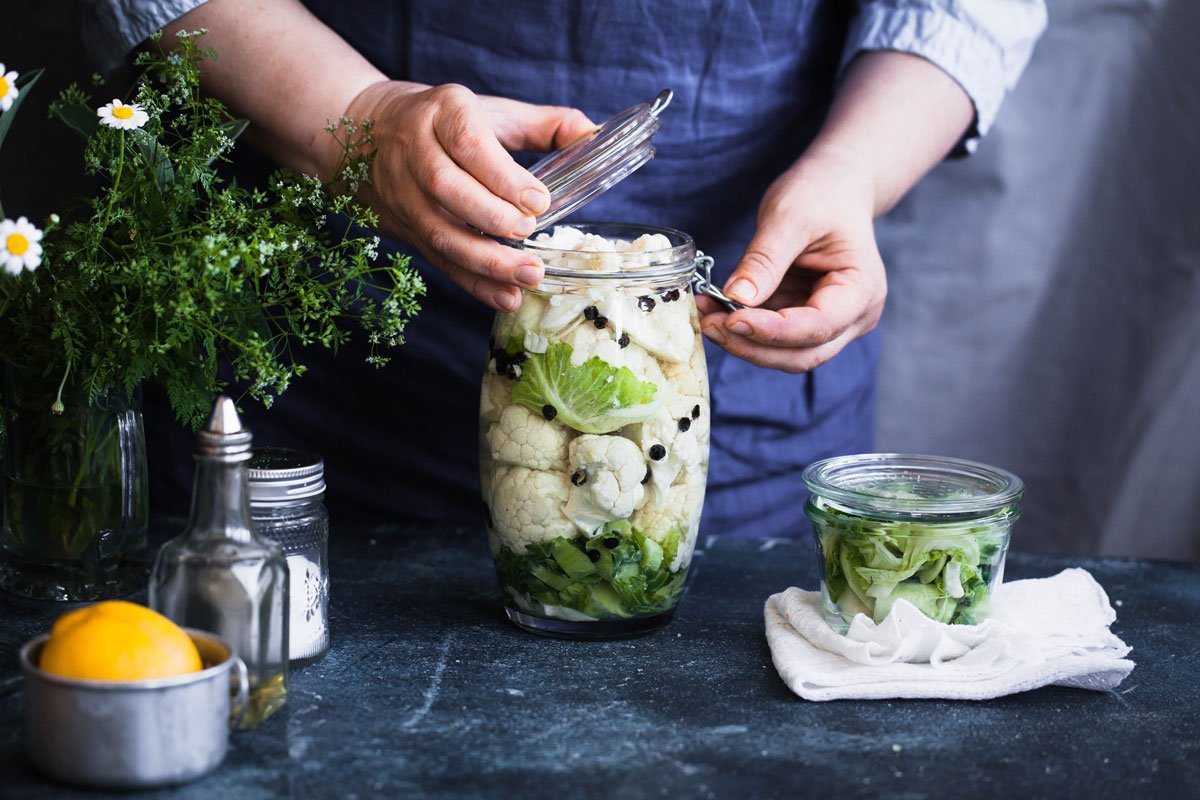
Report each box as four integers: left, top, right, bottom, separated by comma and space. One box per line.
841, 0, 1049, 153
82, 0, 212, 72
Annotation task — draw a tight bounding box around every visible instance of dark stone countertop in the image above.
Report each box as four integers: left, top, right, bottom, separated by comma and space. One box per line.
1, 524, 1198, 799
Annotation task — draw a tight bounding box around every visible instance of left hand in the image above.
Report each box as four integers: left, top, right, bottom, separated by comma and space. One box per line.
698, 147, 887, 373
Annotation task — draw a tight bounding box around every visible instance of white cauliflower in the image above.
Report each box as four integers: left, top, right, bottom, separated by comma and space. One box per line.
479, 373, 513, 425
492, 290, 548, 345
564, 323, 667, 387
596, 291, 694, 364
486, 404, 570, 471
488, 465, 576, 549
538, 292, 593, 334
630, 478, 706, 571
622, 393, 705, 497
662, 332, 708, 398
563, 434, 646, 535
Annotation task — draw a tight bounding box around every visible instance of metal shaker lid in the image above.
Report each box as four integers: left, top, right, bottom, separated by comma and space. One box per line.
195, 396, 253, 462
247, 447, 326, 506
525, 89, 673, 233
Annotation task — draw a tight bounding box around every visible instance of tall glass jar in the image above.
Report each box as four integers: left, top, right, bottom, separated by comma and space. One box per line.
479, 223, 710, 638
0, 361, 148, 601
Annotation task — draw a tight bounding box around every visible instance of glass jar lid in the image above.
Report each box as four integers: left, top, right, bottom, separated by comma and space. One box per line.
803, 453, 1024, 520
527, 89, 673, 232
248, 446, 325, 507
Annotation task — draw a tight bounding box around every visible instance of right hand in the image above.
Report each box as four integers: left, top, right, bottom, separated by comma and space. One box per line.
345, 82, 595, 311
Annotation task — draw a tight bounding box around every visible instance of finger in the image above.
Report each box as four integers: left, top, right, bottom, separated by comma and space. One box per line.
484, 96, 597, 152
701, 321, 854, 374
430, 87, 552, 217
724, 221, 813, 307
413, 147, 537, 239
695, 295, 721, 316
409, 205, 545, 298
722, 277, 868, 348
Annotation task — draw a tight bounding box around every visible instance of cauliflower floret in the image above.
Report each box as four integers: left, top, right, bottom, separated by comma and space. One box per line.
662, 333, 708, 398
492, 291, 548, 345
596, 291, 694, 364
479, 373, 513, 426
630, 478, 706, 571
563, 324, 668, 387
486, 404, 570, 471
563, 434, 646, 535
488, 465, 576, 549
539, 292, 593, 334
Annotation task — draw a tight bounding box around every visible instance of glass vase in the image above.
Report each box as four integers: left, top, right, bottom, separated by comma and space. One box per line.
1, 363, 149, 600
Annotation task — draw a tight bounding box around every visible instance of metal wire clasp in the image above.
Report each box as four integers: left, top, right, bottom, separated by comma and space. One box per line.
689, 252, 745, 313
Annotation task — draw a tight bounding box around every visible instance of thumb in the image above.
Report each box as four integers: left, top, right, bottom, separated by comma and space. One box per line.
484, 96, 597, 152
724, 222, 812, 307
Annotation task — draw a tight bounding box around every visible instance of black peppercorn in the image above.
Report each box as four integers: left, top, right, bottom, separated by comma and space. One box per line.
587, 549, 601, 563
504, 364, 519, 380
638, 295, 656, 312
691, 404, 701, 419
509, 351, 527, 364
593, 316, 608, 329
604, 536, 619, 549
583, 305, 599, 321
649, 444, 666, 461
618, 333, 631, 348
678, 417, 692, 432
571, 469, 587, 486
542, 404, 557, 420
661, 288, 681, 302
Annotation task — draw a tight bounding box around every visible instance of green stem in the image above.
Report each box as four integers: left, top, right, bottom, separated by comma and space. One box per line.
101, 130, 126, 233
52, 355, 73, 414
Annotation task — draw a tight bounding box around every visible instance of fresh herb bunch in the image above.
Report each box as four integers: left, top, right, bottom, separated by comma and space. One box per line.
0, 30, 423, 430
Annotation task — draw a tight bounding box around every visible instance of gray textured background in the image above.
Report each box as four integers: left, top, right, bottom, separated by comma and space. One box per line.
3, 0, 1197, 558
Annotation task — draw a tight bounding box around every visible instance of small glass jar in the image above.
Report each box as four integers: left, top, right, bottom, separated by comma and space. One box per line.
480, 223, 710, 639
248, 447, 329, 665
803, 453, 1024, 633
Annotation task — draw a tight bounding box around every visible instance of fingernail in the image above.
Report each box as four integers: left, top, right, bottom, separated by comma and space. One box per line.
702, 325, 726, 345
516, 263, 542, 288
495, 289, 520, 312
727, 278, 757, 303
520, 188, 550, 215
728, 320, 752, 335
510, 216, 536, 240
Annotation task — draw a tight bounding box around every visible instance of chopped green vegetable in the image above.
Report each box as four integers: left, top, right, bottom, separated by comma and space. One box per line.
510, 342, 660, 434
812, 501, 1010, 627
495, 520, 687, 620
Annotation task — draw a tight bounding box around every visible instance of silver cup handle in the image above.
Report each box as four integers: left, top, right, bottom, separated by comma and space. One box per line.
228, 657, 249, 732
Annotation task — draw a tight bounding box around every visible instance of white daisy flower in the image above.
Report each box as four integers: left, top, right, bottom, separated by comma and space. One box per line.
0, 64, 19, 112
97, 98, 149, 130
0, 216, 44, 275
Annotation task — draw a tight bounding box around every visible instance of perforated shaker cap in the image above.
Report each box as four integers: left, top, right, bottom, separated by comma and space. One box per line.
526, 89, 673, 233
247, 446, 326, 507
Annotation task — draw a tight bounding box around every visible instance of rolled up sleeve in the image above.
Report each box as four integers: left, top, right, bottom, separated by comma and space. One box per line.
841, 0, 1048, 154
82, 0, 211, 72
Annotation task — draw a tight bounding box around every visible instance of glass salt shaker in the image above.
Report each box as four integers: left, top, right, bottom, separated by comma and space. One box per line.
149, 396, 289, 729
247, 447, 330, 666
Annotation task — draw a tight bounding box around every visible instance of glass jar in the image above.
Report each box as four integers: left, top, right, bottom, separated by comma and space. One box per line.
248, 447, 330, 666
479, 223, 710, 638
1, 361, 148, 601
803, 453, 1024, 633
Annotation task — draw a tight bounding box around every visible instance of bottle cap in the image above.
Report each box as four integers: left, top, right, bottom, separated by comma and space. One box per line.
247, 447, 326, 507
195, 395, 253, 462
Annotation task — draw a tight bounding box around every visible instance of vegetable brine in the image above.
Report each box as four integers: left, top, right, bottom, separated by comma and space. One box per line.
479, 224, 709, 637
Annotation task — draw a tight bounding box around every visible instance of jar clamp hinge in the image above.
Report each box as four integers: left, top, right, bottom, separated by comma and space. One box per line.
689, 252, 745, 313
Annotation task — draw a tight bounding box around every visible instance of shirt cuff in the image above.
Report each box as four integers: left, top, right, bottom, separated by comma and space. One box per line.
82, 0, 212, 72
840, 5, 1010, 156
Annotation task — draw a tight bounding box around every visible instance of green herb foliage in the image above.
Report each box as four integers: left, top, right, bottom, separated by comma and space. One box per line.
0, 31, 424, 430
495, 520, 688, 619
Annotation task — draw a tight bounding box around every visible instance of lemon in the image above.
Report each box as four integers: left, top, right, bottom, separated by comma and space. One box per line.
39, 600, 203, 681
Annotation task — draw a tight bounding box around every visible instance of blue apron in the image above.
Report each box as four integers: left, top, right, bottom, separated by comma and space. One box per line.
145, 0, 878, 538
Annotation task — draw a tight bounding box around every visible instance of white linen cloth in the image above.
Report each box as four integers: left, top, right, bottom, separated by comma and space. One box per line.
765, 568, 1134, 701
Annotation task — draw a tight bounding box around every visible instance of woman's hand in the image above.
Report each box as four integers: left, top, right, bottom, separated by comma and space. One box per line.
347, 82, 595, 311
697, 147, 887, 373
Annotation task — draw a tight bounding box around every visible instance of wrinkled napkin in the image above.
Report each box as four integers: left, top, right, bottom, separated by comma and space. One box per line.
765, 568, 1135, 701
